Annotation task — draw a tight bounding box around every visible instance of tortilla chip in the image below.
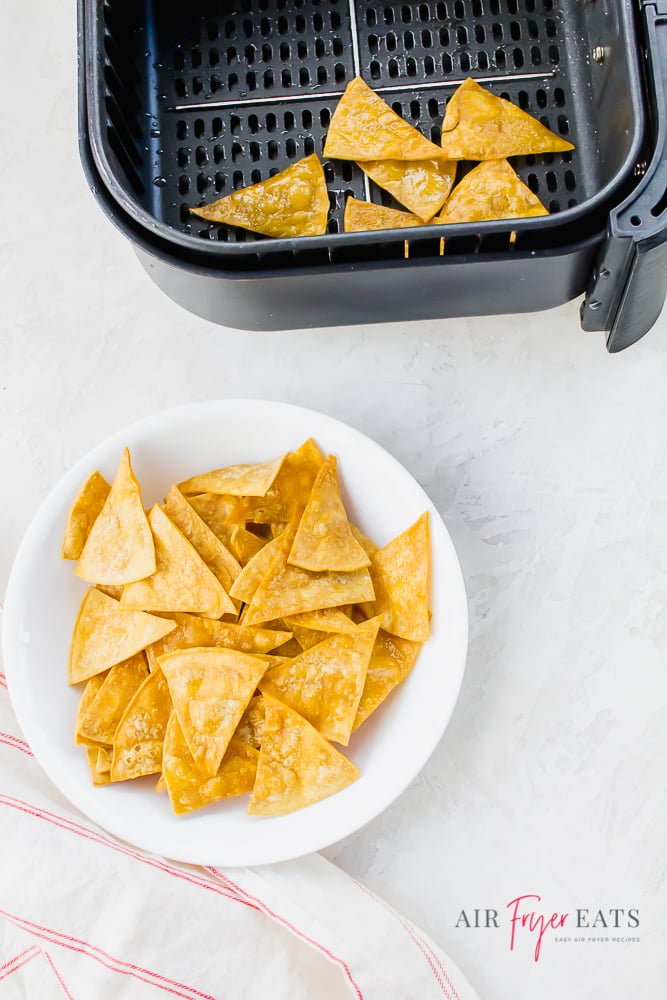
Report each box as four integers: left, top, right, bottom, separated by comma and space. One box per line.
75, 672, 108, 744
243, 518, 375, 626
437, 158, 548, 223
179, 452, 286, 498
61, 471, 111, 560
260, 618, 380, 745
121, 505, 232, 619
163, 714, 258, 816
248, 695, 360, 816
350, 524, 379, 557
144, 612, 292, 670
440, 78, 575, 160
237, 439, 325, 525
77, 652, 149, 745
353, 630, 422, 729
290, 625, 327, 651
96, 746, 113, 773
96, 584, 123, 600
75, 449, 155, 586
158, 646, 268, 779
229, 536, 281, 605
324, 77, 444, 161
368, 512, 430, 642
191, 154, 329, 238
284, 607, 357, 634
358, 159, 457, 221
230, 525, 266, 565
288, 455, 370, 573
110, 668, 172, 781
86, 746, 111, 786
163, 486, 240, 608
69, 588, 177, 685
344, 197, 422, 233
187, 493, 241, 548
234, 695, 265, 750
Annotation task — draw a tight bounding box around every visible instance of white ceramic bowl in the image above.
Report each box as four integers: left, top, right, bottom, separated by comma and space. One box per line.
3, 400, 467, 866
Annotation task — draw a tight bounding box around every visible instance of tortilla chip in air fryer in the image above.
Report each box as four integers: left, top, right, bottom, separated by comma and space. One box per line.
437, 159, 548, 223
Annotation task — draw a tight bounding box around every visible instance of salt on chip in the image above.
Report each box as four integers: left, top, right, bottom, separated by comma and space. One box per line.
288, 455, 370, 573
179, 452, 286, 498
158, 647, 268, 779
437, 159, 548, 224
353, 630, 422, 730
75, 672, 108, 744
368, 512, 430, 642
260, 618, 380, 745
144, 612, 292, 671
324, 77, 445, 162
76, 448, 156, 586
163, 486, 241, 606
243, 518, 375, 626
110, 668, 172, 781
358, 159, 457, 221
440, 77, 575, 160
77, 652, 149, 746
248, 695, 360, 817
190, 155, 329, 239
121, 505, 232, 619
237, 439, 324, 525
234, 695, 265, 750
69, 588, 176, 685
163, 714, 258, 816
344, 197, 422, 233
61, 471, 111, 560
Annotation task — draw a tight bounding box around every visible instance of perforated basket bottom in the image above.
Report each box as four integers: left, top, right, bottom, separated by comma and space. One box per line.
101, 0, 595, 246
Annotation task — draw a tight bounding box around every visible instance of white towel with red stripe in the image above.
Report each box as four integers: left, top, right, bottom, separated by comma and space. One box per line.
0, 677, 478, 1000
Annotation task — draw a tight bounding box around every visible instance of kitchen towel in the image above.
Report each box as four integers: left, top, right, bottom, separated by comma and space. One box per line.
0, 667, 478, 1000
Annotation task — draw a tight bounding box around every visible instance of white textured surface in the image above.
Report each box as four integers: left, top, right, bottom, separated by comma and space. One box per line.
1, 3, 666, 998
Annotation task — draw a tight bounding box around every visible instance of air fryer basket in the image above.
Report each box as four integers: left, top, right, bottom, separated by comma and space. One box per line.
80, 0, 667, 347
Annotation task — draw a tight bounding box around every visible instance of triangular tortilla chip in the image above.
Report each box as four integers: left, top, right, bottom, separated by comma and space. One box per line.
179, 452, 286, 497
96, 746, 113, 774
284, 607, 357, 635
260, 618, 380, 745
144, 612, 292, 670
77, 652, 149, 745
288, 455, 370, 572
243, 518, 375, 626
344, 197, 422, 233
163, 486, 240, 610
69, 588, 177, 685
187, 494, 241, 549
290, 625, 327, 651
190, 155, 329, 238
437, 158, 548, 223
110, 668, 172, 781
229, 536, 281, 604
353, 630, 422, 729
163, 714, 258, 815
358, 159, 457, 221
230, 525, 266, 565
440, 78, 575, 159
158, 647, 268, 779
248, 695, 360, 816
324, 77, 445, 161
368, 512, 430, 641
76, 449, 155, 586
75, 672, 108, 744
234, 694, 265, 750
86, 746, 111, 786
62, 471, 111, 560
121, 505, 232, 619
237, 439, 324, 524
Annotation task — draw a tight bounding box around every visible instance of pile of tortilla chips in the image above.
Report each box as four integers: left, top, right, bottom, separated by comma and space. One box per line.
64, 442, 430, 817
191, 76, 573, 238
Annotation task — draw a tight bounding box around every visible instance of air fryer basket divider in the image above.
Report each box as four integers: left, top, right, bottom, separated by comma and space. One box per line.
89, 0, 643, 261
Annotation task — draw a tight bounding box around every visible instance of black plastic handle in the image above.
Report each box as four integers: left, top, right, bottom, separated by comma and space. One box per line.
581, 0, 667, 351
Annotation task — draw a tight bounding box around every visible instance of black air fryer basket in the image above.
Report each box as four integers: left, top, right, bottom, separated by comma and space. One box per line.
78, 0, 667, 350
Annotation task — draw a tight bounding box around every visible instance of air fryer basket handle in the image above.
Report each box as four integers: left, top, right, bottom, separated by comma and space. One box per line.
581, 0, 667, 352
